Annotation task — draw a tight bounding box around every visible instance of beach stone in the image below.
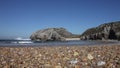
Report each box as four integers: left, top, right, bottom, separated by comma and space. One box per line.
97, 61, 106, 66
10, 59, 14, 62
38, 54, 42, 57
106, 63, 115, 68
69, 58, 78, 65
63, 66, 67, 68
82, 57, 87, 62
98, 55, 101, 57
87, 54, 94, 60
3, 65, 8, 68
75, 65, 80, 68
0, 45, 120, 68
2, 61, 6, 64
54, 65, 62, 68
44, 63, 52, 68
74, 51, 79, 56
63, 57, 70, 61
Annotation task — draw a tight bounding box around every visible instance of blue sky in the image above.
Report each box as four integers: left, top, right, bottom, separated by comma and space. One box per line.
0, 0, 120, 39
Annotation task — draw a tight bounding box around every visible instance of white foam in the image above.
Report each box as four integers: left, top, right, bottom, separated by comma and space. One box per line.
15, 37, 31, 40
18, 41, 33, 44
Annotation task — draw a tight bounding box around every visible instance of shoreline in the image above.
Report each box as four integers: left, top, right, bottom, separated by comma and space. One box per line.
65, 38, 80, 41
0, 43, 120, 47
0, 40, 120, 47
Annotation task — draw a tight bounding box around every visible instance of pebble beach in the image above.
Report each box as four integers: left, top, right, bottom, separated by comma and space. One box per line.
0, 45, 120, 68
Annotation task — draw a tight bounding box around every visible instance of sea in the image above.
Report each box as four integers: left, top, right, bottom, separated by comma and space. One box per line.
0, 39, 119, 47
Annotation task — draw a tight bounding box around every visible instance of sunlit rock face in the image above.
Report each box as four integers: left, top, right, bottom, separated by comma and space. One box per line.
81, 21, 120, 40
30, 28, 75, 41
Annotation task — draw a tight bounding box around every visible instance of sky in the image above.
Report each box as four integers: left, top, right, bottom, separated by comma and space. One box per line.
0, 0, 120, 39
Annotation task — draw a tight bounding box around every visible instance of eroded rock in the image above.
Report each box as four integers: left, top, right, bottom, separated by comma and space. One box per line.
30, 28, 77, 41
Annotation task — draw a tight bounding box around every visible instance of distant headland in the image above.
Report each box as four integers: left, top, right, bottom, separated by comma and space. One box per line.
80, 21, 120, 40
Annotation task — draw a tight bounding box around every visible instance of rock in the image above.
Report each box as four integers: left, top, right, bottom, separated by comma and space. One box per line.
30, 28, 77, 41
75, 65, 80, 68
87, 54, 94, 60
44, 63, 52, 68
0, 45, 120, 68
3, 65, 8, 68
54, 65, 62, 68
2, 61, 6, 64
97, 55, 101, 57
97, 61, 106, 66
73, 51, 79, 56
69, 58, 78, 65
63, 57, 70, 60
81, 21, 120, 40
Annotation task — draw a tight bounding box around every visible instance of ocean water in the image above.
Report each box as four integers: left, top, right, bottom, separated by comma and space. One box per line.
0, 39, 119, 47
0, 40, 120, 47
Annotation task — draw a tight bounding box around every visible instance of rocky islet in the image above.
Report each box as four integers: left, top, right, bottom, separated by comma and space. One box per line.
30, 28, 79, 41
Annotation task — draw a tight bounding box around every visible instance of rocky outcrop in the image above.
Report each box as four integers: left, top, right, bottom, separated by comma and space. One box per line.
30, 28, 77, 41
81, 21, 120, 40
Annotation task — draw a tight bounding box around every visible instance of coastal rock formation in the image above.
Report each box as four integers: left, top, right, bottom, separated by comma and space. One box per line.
81, 21, 120, 40
30, 28, 77, 41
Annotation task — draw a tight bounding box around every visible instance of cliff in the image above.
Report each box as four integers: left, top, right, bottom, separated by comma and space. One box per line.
81, 21, 120, 40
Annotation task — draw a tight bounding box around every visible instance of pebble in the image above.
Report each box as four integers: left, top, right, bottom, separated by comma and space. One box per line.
73, 51, 79, 56
75, 65, 80, 68
70, 58, 78, 65
97, 61, 106, 66
87, 54, 94, 60
0, 45, 119, 68
63, 57, 70, 60
10, 59, 14, 62
2, 61, 6, 64
3, 65, 8, 68
54, 65, 62, 68
44, 63, 51, 68
98, 55, 101, 57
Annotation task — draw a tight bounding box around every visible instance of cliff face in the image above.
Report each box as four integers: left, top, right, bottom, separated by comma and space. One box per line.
30, 28, 77, 41
81, 21, 120, 40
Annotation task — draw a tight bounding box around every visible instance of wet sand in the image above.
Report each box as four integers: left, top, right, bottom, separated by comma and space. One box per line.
0, 45, 120, 68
